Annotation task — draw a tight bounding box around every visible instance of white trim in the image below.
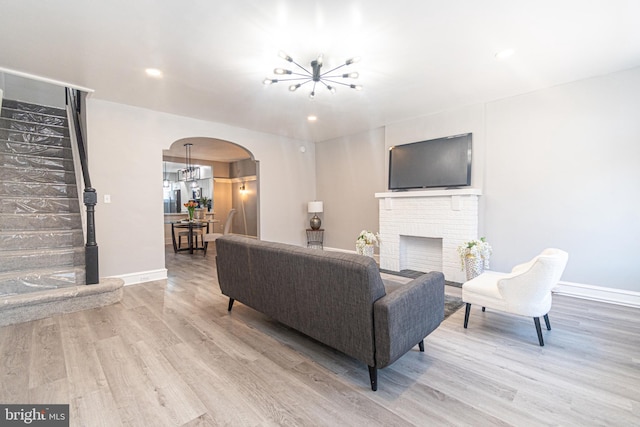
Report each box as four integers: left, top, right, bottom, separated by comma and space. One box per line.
0, 66, 95, 93
110, 268, 168, 286
553, 281, 640, 308
375, 188, 482, 198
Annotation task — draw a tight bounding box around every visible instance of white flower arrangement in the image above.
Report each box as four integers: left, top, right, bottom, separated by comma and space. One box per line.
457, 237, 492, 270
356, 230, 380, 252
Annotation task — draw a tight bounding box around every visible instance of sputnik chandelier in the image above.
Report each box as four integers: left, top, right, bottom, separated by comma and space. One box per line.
263, 51, 362, 99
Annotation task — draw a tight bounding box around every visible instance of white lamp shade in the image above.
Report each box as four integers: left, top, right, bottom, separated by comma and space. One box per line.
308, 201, 323, 213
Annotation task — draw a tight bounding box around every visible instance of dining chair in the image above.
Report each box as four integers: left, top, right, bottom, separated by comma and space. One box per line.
177, 223, 205, 249
203, 209, 237, 255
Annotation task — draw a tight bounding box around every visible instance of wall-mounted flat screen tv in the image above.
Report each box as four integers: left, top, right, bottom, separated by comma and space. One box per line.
388, 133, 472, 190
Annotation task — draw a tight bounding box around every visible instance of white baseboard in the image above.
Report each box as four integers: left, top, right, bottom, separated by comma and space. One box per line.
324, 246, 380, 263
325, 246, 640, 308
111, 268, 168, 286
553, 281, 640, 308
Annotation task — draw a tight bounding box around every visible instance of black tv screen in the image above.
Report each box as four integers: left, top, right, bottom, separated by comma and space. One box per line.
388, 133, 472, 190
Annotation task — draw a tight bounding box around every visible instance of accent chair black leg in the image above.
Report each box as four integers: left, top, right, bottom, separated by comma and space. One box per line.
418, 340, 424, 352
534, 317, 544, 346
228, 298, 235, 312
544, 314, 551, 330
482, 307, 486, 312
464, 303, 471, 328
368, 366, 378, 391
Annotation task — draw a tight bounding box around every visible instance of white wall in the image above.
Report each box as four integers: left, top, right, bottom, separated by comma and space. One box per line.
484, 67, 640, 292
87, 99, 316, 280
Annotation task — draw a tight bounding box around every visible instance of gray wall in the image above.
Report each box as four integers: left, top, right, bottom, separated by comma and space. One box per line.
0, 73, 65, 108
316, 128, 386, 251
484, 67, 640, 291
315, 67, 640, 292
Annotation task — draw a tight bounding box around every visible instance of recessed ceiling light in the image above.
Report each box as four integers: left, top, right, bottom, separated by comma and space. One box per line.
145, 68, 163, 78
495, 48, 515, 60
307, 115, 317, 122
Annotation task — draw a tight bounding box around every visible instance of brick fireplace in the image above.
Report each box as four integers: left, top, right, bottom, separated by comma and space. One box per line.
375, 189, 482, 283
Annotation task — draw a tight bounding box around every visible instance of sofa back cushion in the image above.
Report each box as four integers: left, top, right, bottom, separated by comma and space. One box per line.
216, 235, 386, 366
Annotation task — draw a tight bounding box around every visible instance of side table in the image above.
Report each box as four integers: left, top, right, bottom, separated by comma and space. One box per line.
306, 229, 324, 249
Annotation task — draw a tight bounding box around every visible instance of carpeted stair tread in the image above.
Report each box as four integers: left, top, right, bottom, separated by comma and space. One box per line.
0, 140, 71, 158
0, 165, 76, 184
0, 197, 81, 214
1, 99, 67, 117
0, 267, 86, 297
0, 152, 74, 170
0, 213, 82, 230
0, 230, 84, 251
0, 117, 69, 137
0, 130, 70, 146
0, 247, 85, 273
0, 181, 78, 198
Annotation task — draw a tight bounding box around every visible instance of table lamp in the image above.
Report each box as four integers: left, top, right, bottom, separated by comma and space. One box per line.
308, 201, 323, 230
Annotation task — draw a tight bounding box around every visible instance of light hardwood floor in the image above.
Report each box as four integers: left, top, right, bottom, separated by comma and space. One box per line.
1, 245, 639, 426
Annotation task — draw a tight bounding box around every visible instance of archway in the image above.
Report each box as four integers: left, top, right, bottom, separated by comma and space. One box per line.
162, 137, 259, 241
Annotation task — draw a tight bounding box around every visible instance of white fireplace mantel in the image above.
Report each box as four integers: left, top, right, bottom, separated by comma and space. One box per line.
375, 188, 482, 199
376, 188, 482, 283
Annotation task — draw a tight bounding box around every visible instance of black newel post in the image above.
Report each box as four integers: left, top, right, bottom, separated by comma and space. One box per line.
84, 187, 99, 284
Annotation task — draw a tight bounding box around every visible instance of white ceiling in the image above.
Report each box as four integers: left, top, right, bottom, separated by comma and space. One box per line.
1, 1, 640, 143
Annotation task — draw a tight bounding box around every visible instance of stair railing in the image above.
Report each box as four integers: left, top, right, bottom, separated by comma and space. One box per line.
65, 88, 99, 285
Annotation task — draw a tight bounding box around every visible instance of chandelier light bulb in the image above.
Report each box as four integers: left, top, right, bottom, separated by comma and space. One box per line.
351, 84, 363, 91
345, 57, 361, 65
289, 84, 301, 92
309, 91, 316, 99
342, 72, 359, 78
327, 85, 336, 94
278, 50, 293, 62
274, 68, 291, 75
263, 78, 275, 85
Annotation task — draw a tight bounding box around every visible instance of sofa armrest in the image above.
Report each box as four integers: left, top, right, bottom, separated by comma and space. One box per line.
373, 272, 445, 368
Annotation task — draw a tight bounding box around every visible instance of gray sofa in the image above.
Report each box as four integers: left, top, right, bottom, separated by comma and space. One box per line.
215, 235, 445, 391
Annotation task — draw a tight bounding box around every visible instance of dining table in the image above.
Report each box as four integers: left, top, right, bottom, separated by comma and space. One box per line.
168, 219, 219, 254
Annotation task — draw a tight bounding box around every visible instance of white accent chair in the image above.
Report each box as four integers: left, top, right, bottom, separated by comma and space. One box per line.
203, 209, 237, 255
462, 248, 569, 346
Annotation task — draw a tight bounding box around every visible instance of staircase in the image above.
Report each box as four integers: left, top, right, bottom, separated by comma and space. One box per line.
0, 97, 122, 326
0, 98, 87, 297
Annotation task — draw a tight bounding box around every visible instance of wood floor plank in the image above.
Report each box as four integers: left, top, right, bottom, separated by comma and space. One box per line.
28, 317, 71, 389
161, 342, 270, 426
70, 387, 123, 427
0, 321, 33, 403
59, 310, 110, 397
